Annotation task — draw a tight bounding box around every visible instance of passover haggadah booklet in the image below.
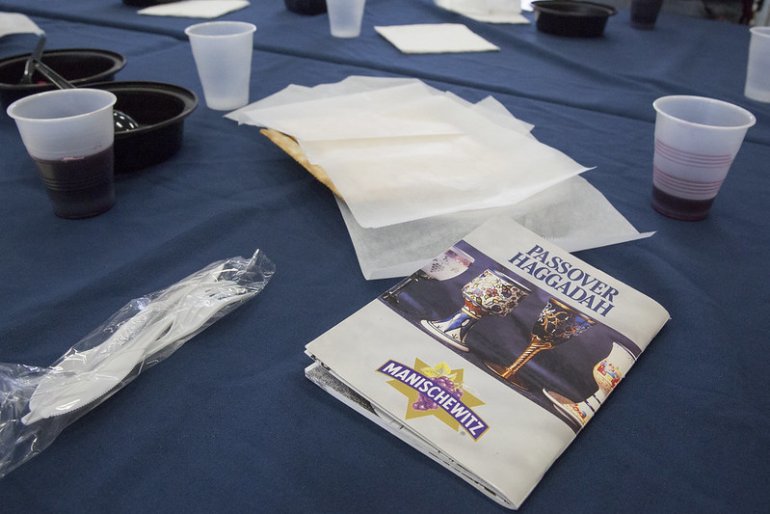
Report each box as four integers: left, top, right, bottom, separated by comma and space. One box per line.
305, 217, 669, 509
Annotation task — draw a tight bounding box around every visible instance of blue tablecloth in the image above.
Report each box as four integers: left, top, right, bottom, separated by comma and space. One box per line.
0, 2, 768, 513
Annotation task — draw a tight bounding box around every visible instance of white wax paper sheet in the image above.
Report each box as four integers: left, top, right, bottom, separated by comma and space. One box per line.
230, 76, 589, 228
434, 0, 530, 24
338, 176, 653, 279
227, 76, 651, 279
138, 0, 249, 18
0, 12, 43, 37
236, 84, 463, 142
301, 129, 588, 227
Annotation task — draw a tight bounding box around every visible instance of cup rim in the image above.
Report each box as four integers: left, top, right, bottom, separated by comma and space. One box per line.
652, 95, 756, 131
7, 88, 117, 123
184, 21, 257, 38
750, 26, 770, 38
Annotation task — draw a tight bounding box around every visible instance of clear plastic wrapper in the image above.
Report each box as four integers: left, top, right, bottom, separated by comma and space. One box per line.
0, 249, 275, 479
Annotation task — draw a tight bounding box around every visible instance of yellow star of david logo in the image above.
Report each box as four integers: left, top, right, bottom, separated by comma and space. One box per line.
386, 359, 484, 433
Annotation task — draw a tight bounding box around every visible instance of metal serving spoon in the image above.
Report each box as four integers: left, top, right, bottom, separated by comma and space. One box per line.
31, 58, 140, 133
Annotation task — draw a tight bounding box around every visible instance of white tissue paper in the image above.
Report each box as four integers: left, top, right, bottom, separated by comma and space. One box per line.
434, 0, 530, 24
374, 24, 500, 54
231, 77, 589, 228
0, 12, 43, 37
337, 177, 653, 279
138, 0, 249, 19
227, 76, 652, 279
235, 84, 464, 142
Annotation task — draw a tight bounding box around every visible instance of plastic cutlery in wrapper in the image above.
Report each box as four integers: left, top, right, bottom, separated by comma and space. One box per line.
0, 249, 274, 478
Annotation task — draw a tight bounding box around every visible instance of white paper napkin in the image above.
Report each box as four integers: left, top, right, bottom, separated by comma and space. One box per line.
230, 76, 589, 228
434, 0, 530, 24
229, 76, 427, 116
235, 83, 464, 142
138, 0, 249, 19
0, 12, 43, 37
300, 126, 588, 228
294, 88, 589, 227
374, 24, 499, 54
228, 76, 651, 280
338, 176, 653, 279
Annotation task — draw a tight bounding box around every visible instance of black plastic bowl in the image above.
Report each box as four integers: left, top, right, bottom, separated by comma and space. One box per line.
0, 49, 126, 108
531, 1, 616, 37
284, 0, 327, 15
89, 81, 198, 173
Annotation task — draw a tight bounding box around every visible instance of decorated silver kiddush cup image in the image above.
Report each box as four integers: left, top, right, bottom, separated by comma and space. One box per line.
543, 342, 636, 426
383, 246, 475, 305
486, 297, 596, 389
421, 269, 531, 352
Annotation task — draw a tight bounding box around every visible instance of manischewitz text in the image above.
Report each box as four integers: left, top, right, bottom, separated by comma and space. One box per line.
508, 245, 618, 316
378, 360, 488, 439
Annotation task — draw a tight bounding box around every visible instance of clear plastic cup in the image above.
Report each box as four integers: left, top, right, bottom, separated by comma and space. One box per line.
7, 88, 117, 218
651, 96, 755, 220
745, 27, 770, 103
327, 0, 366, 38
185, 21, 256, 111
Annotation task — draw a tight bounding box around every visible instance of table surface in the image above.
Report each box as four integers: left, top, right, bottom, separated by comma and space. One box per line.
0, 1, 768, 513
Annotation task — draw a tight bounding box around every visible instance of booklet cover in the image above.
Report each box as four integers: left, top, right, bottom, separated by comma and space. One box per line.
305, 217, 669, 509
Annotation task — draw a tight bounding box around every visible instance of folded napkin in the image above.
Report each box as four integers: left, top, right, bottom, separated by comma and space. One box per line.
434, 0, 530, 24
138, 0, 249, 18
375, 24, 499, 54
0, 12, 43, 37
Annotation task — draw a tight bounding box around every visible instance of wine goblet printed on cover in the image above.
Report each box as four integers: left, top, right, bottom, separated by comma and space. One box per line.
382, 246, 475, 304
420, 269, 531, 352
422, 246, 475, 281
543, 342, 636, 426
486, 297, 596, 389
